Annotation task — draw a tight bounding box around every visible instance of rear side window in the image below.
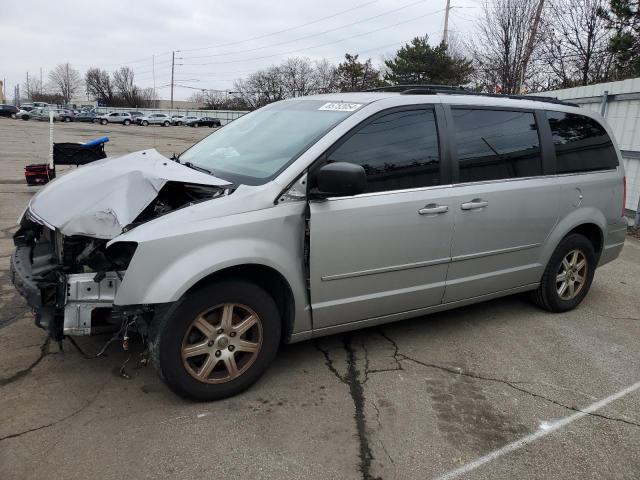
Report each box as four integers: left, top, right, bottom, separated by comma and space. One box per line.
546, 112, 618, 173
452, 109, 542, 183
328, 109, 440, 193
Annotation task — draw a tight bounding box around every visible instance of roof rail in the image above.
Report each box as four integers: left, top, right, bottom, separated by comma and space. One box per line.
364, 84, 579, 107
365, 84, 464, 93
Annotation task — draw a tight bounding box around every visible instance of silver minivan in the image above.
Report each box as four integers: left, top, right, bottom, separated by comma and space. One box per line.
11, 88, 627, 400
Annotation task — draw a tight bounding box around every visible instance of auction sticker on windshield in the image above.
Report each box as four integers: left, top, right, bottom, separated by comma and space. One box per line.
318, 102, 362, 112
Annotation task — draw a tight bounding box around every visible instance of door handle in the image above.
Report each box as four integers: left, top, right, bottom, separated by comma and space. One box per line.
461, 199, 489, 210
418, 204, 449, 215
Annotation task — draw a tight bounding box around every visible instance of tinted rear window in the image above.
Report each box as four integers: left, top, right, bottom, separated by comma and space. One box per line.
546, 112, 618, 173
452, 109, 542, 182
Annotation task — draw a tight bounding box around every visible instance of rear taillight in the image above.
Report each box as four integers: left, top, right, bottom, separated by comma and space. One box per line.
622, 176, 627, 216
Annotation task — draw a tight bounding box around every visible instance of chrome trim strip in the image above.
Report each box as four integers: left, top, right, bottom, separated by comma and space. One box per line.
321, 257, 450, 282
451, 243, 541, 262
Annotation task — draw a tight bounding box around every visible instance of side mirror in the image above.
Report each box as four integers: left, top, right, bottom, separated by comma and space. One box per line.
314, 162, 367, 197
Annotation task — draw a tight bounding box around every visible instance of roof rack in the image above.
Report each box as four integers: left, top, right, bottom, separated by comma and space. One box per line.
364, 84, 579, 107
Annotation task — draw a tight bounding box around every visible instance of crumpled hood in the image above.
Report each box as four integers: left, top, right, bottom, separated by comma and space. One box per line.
28, 149, 231, 239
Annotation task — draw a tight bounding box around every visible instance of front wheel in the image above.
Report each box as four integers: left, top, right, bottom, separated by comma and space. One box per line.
141, 120, 149, 126
64, 116, 71, 122
163, 121, 170, 127
532, 233, 596, 312
151, 280, 281, 401
123, 119, 131, 125
100, 119, 107, 125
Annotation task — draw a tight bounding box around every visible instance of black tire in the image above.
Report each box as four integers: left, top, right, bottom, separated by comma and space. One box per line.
123, 119, 131, 126
177, 121, 182, 126
142, 120, 149, 126
10, 113, 17, 119
193, 122, 199, 128
531, 233, 596, 312
150, 280, 281, 401
22, 115, 29, 121
64, 116, 71, 122
100, 118, 107, 125
163, 121, 170, 127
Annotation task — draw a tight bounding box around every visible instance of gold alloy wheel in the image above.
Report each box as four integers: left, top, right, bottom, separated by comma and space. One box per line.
556, 249, 588, 300
181, 303, 263, 384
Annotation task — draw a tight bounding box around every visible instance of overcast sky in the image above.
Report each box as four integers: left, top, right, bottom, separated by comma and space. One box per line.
1, 0, 481, 101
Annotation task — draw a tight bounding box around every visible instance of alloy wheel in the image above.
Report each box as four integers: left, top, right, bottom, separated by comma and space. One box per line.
181, 303, 263, 384
556, 249, 587, 300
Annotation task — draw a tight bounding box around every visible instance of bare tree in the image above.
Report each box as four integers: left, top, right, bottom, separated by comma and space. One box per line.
48, 63, 82, 104
112, 66, 138, 106
314, 59, 339, 93
85, 68, 116, 105
470, 0, 546, 93
541, 0, 614, 87
188, 90, 231, 109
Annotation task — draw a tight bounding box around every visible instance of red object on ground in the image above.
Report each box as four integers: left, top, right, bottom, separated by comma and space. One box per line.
24, 164, 56, 186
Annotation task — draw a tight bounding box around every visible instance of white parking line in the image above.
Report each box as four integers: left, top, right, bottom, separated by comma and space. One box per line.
434, 380, 640, 480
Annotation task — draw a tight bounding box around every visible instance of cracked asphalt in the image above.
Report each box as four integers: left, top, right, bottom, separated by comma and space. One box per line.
1, 117, 640, 479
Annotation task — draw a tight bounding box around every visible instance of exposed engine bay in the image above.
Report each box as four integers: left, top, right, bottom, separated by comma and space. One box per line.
11, 180, 230, 341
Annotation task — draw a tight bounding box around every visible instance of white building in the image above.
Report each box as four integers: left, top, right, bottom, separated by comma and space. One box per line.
535, 78, 640, 221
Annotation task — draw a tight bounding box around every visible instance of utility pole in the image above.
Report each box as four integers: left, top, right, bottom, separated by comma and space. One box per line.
519, 0, 545, 93
443, 0, 452, 46
170, 51, 175, 109
152, 54, 156, 106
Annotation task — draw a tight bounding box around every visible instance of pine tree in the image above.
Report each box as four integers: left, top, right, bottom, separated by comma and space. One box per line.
383, 36, 473, 86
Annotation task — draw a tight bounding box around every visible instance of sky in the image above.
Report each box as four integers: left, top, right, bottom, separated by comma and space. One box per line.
0, 0, 482, 101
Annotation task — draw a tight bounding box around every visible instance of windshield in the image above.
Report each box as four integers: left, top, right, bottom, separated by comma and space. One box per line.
179, 99, 361, 185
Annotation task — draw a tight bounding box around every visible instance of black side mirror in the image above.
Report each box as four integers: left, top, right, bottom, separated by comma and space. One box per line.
314, 162, 367, 197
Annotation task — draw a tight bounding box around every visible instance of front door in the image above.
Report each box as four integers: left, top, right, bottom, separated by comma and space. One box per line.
309, 106, 455, 330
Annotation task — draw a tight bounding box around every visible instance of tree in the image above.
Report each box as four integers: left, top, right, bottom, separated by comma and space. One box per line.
85, 68, 116, 106
48, 63, 82, 104
470, 0, 545, 94
599, 0, 640, 77
335, 54, 382, 91
384, 35, 473, 86
542, 0, 614, 87
232, 57, 341, 108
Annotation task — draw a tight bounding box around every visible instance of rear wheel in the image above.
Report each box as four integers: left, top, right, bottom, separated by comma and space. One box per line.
123, 119, 131, 126
142, 120, 149, 126
532, 233, 596, 312
151, 280, 281, 401
193, 122, 199, 127
10, 113, 17, 119
64, 116, 71, 122
100, 118, 107, 125
163, 121, 170, 127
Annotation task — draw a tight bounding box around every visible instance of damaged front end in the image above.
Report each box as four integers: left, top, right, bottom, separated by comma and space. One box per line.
10, 149, 233, 340
10, 212, 140, 340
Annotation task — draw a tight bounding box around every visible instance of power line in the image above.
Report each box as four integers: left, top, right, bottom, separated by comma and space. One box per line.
180, 8, 447, 66
178, 0, 380, 53
180, 0, 428, 60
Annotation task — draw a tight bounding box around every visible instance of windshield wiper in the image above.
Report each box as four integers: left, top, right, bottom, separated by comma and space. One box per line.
184, 161, 214, 176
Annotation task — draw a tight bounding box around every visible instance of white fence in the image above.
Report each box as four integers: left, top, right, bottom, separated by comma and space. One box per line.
535, 78, 640, 220
94, 107, 248, 126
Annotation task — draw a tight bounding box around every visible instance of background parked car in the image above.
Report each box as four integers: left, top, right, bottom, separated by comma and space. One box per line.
21, 107, 75, 122
139, 113, 171, 126
97, 112, 133, 125
171, 115, 185, 126
0, 104, 19, 118
129, 111, 144, 123
75, 111, 101, 123
186, 116, 221, 128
